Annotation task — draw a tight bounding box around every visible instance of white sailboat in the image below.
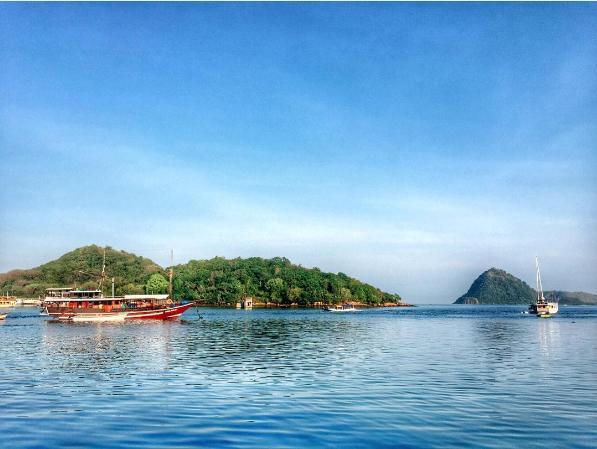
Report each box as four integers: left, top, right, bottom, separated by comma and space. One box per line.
528, 257, 558, 317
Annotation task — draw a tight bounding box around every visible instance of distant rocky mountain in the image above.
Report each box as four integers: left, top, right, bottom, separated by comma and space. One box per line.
454, 268, 535, 305
454, 268, 597, 305
543, 290, 597, 305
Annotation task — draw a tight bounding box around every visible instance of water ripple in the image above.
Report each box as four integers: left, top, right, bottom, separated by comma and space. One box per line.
1, 305, 596, 448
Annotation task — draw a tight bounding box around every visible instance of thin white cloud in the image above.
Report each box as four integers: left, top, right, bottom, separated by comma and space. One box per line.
1, 108, 596, 301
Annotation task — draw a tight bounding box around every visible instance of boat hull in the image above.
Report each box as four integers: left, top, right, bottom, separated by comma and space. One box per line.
47, 303, 194, 322
323, 307, 359, 312
528, 302, 558, 316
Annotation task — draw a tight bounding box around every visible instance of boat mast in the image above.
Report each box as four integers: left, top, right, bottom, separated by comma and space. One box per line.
535, 256, 545, 303
98, 248, 107, 292
169, 249, 173, 300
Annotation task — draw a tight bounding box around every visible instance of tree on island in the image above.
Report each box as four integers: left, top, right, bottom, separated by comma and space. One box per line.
340, 287, 352, 302
266, 277, 285, 304
145, 273, 169, 294
0, 245, 403, 306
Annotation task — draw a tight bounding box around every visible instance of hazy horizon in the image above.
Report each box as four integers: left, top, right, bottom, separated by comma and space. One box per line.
1, 242, 595, 305
1, 3, 596, 303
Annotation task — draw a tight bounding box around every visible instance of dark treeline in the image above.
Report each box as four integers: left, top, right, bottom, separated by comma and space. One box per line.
454, 268, 535, 305
453, 267, 597, 305
0, 245, 402, 306
173, 256, 401, 306
0, 245, 162, 297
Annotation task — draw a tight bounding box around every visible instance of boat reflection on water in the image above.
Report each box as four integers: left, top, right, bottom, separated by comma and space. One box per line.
40, 319, 180, 378
537, 317, 561, 358
3, 306, 596, 449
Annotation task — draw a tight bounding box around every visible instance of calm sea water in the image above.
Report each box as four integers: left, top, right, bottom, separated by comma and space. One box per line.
1, 305, 596, 448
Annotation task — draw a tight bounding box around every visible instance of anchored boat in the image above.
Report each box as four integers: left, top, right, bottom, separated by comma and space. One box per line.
0, 295, 17, 308
323, 303, 359, 312
42, 249, 193, 322
528, 257, 558, 317
42, 289, 193, 322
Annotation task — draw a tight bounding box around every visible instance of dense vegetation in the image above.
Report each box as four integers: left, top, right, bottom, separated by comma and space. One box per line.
145, 273, 169, 294
454, 268, 597, 305
0, 245, 402, 306
544, 290, 597, 305
454, 268, 535, 305
0, 245, 162, 297
172, 256, 401, 306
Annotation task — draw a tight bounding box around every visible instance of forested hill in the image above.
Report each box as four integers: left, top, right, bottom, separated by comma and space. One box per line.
0, 245, 162, 297
172, 256, 401, 306
454, 268, 597, 305
543, 290, 597, 305
454, 268, 535, 305
0, 245, 402, 306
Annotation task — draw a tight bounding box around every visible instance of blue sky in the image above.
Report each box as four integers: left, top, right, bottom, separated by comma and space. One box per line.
1, 3, 596, 303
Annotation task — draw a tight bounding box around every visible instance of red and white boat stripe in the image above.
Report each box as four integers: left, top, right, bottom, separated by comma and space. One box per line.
50, 303, 194, 322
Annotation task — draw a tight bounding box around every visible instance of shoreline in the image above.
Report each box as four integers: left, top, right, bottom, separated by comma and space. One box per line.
194, 302, 416, 309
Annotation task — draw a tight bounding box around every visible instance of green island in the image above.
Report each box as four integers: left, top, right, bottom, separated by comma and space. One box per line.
0, 245, 405, 307
454, 268, 597, 305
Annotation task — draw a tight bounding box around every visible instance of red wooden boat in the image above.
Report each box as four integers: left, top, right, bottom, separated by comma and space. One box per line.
42, 248, 194, 322
43, 288, 193, 322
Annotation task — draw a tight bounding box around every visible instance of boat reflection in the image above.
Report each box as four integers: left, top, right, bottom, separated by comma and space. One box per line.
537, 318, 561, 358
40, 321, 178, 380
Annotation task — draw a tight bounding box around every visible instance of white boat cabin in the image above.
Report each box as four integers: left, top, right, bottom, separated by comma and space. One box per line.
43, 288, 172, 312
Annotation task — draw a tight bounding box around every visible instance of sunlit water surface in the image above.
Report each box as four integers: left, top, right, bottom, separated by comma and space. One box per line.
1, 306, 596, 448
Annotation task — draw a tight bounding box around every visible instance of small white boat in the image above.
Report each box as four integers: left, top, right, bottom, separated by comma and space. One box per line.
528, 257, 558, 317
323, 303, 359, 312
0, 313, 7, 320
